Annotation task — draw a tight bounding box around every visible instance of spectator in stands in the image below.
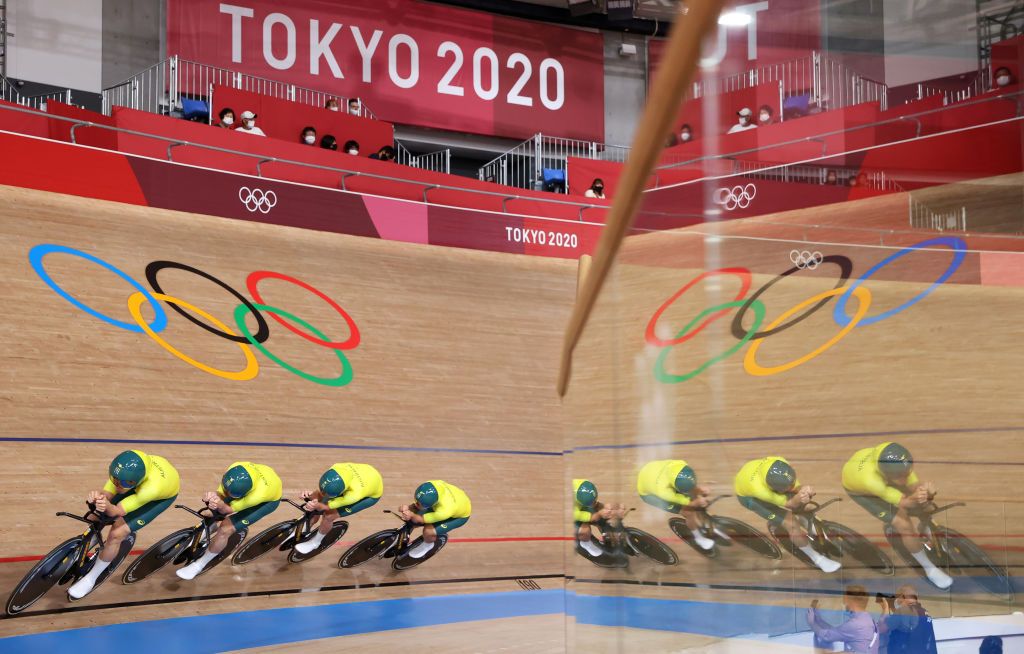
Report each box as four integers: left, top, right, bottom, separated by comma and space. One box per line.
994, 67, 1014, 89
980, 636, 1003, 653
216, 107, 236, 129
856, 172, 869, 187
343, 140, 360, 156
807, 587, 879, 653
325, 99, 340, 112
584, 178, 606, 199
758, 104, 776, 125
348, 98, 362, 116
879, 584, 937, 654
679, 124, 694, 143
301, 126, 317, 146
320, 135, 338, 151
727, 108, 757, 134
370, 145, 397, 162
825, 170, 838, 185
236, 111, 266, 136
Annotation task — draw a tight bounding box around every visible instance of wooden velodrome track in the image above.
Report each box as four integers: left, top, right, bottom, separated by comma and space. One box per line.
1, 178, 1023, 651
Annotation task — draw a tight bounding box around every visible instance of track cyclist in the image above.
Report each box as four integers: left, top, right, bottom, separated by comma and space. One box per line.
843, 442, 951, 589
734, 456, 841, 573
637, 459, 714, 550
176, 461, 282, 580
295, 462, 384, 554
68, 450, 180, 598
399, 480, 471, 558
573, 479, 624, 557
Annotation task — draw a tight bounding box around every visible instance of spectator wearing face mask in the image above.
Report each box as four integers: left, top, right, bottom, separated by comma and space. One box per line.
348, 98, 362, 116
758, 104, 775, 125
236, 111, 266, 136
325, 99, 340, 112
727, 108, 757, 134
825, 170, 838, 185
584, 178, 606, 199
217, 107, 236, 129
679, 124, 694, 144
300, 126, 317, 146
343, 140, 360, 156
370, 145, 397, 162
994, 67, 1014, 89
879, 585, 937, 654
807, 587, 879, 654
320, 135, 338, 151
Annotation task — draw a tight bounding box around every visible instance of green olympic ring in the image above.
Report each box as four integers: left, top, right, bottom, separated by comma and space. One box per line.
654, 300, 766, 384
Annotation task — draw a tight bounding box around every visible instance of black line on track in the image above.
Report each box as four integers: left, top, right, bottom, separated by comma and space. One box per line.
1, 573, 567, 620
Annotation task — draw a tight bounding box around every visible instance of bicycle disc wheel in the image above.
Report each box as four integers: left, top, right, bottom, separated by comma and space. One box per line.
339, 529, 399, 569
195, 528, 247, 577
232, 521, 295, 565
712, 517, 782, 560
123, 528, 194, 584
392, 536, 449, 571
668, 518, 718, 559
575, 542, 629, 568
288, 520, 349, 563
938, 527, 1014, 600
5, 536, 83, 615
822, 521, 894, 575
625, 528, 677, 565
68, 533, 136, 602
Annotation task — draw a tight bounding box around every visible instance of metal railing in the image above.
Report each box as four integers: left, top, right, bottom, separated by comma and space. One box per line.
917, 75, 989, 106
0, 102, 610, 221
692, 52, 888, 112
1, 74, 71, 109
909, 200, 968, 231
478, 133, 630, 191
730, 159, 903, 192
102, 55, 375, 119
395, 140, 452, 174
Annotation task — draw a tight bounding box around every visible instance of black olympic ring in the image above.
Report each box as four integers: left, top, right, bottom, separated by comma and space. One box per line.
729, 254, 853, 341
145, 261, 271, 344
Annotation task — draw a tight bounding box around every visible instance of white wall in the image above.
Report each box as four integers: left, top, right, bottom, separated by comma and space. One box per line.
882, 0, 977, 87
7, 0, 102, 92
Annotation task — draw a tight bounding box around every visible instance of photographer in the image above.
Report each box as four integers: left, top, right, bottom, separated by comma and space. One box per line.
879, 585, 937, 654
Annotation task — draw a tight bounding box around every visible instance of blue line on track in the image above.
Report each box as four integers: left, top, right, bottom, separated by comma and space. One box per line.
0, 590, 564, 654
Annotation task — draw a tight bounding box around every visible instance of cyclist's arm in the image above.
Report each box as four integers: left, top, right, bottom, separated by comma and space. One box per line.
421, 501, 455, 524
654, 486, 691, 507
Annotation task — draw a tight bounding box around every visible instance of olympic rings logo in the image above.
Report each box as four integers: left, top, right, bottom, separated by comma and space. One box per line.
644, 237, 967, 383
239, 187, 277, 214
28, 244, 360, 387
790, 250, 824, 270
713, 184, 757, 211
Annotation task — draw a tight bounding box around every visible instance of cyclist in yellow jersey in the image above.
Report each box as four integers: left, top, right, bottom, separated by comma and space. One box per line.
843, 442, 950, 589
572, 479, 623, 557
68, 450, 180, 599
177, 461, 282, 580
295, 462, 384, 554
400, 480, 471, 558
734, 456, 841, 573
637, 460, 714, 550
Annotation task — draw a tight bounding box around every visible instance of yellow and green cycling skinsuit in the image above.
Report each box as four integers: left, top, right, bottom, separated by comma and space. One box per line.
102, 450, 180, 532
842, 442, 920, 524
325, 462, 383, 514
637, 460, 694, 514
217, 461, 283, 530
734, 456, 797, 526
419, 480, 471, 536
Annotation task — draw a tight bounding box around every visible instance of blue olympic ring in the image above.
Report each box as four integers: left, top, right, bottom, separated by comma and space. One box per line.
832, 236, 967, 328
29, 244, 168, 333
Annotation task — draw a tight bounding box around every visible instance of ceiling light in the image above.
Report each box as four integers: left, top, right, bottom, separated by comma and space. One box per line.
718, 11, 752, 26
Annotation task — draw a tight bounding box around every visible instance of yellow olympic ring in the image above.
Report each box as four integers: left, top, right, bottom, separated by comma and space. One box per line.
127, 291, 259, 381
743, 286, 872, 377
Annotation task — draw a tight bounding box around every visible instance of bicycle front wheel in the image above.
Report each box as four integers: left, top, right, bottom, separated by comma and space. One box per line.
392, 536, 448, 571
625, 528, 677, 565
822, 521, 894, 575
938, 527, 1014, 601
123, 528, 194, 584
6, 536, 83, 615
339, 529, 400, 569
668, 518, 718, 559
712, 516, 782, 560
232, 521, 295, 566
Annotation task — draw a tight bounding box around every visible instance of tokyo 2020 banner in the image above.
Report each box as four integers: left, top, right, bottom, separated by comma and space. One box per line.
167, 0, 606, 141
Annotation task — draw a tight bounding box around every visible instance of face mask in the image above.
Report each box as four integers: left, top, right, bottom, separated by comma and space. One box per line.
304, 135, 316, 144
244, 120, 254, 128
350, 107, 360, 115
997, 75, 1010, 87
740, 118, 749, 125
760, 113, 770, 122
348, 149, 358, 155
222, 116, 234, 126
328, 105, 339, 112
681, 133, 692, 142
594, 186, 604, 193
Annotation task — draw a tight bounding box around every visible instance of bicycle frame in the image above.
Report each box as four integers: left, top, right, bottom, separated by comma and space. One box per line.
173, 503, 220, 559
911, 501, 965, 555
283, 498, 323, 544
56, 503, 117, 570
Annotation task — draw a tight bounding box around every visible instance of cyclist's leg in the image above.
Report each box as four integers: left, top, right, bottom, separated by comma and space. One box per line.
409, 516, 469, 558
298, 497, 377, 554
738, 496, 787, 536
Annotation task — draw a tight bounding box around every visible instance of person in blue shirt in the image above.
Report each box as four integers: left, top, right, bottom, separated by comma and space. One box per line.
879, 585, 937, 654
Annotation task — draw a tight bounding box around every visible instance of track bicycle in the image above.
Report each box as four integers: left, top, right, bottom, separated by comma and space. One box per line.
121, 502, 247, 584
6, 502, 133, 615
232, 498, 348, 565
772, 498, 895, 574
668, 495, 782, 560
886, 501, 1014, 599
576, 508, 679, 568
338, 510, 447, 571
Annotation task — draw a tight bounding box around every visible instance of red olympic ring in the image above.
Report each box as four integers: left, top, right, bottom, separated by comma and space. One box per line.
644, 268, 752, 347
247, 271, 361, 350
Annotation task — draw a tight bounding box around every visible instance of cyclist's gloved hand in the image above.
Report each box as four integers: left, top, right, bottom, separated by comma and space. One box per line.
95, 496, 109, 514
913, 487, 930, 505
203, 491, 221, 510
301, 490, 315, 502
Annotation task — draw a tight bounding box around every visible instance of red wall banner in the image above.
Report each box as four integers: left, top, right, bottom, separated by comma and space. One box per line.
167, 0, 605, 141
